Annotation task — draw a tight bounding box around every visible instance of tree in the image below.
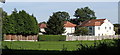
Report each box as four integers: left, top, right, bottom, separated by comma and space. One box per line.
39, 21, 46, 24
45, 12, 65, 35
2, 9, 39, 35
114, 24, 120, 35
74, 26, 88, 36
54, 11, 70, 21
73, 7, 96, 25
69, 18, 79, 25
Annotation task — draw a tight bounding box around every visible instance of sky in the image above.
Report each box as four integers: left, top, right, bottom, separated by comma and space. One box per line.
5, 0, 120, 2
1, 2, 118, 24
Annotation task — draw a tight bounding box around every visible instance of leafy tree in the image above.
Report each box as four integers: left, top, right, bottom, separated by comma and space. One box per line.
74, 27, 88, 36
69, 18, 79, 25
54, 11, 70, 21
45, 12, 65, 35
72, 7, 96, 25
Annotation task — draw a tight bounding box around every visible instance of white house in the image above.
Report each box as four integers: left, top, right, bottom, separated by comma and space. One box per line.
79, 19, 115, 36
39, 23, 46, 32
62, 21, 76, 35
39, 21, 76, 35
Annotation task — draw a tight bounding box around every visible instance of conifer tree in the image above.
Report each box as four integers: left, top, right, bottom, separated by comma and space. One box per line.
45, 12, 65, 35
2, 9, 39, 35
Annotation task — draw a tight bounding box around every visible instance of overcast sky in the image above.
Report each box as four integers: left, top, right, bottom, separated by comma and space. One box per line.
2, 2, 118, 24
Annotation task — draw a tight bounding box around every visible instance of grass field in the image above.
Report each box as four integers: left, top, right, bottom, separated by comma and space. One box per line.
2, 40, 114, 51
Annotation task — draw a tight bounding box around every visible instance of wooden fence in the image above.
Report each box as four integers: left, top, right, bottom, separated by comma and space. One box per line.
66, 35, 120, 41
4, 34, 38, 41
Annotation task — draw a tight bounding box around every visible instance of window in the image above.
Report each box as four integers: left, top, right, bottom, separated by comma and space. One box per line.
109, 27, 111, 30
98, 27, 100, 30
89, 27, 92, 30
105, 27, 107, 29
98, 34, 100, 36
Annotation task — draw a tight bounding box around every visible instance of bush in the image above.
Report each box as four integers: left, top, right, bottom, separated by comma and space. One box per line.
38, 35, 66, 41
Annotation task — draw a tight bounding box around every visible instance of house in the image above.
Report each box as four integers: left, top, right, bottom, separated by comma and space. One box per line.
79, 19, 115, 36
39, 21, 76, 35
62, 21, 76, 35
39, 23, 46, 32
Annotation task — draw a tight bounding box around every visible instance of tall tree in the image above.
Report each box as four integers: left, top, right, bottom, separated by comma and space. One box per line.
45, 12, 65, 35
2, 9, 39, 35
54, 11, 70, 21
73, 7, 96, 25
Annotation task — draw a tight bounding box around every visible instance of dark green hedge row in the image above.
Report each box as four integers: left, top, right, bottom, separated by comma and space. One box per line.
38, 35, 66, 41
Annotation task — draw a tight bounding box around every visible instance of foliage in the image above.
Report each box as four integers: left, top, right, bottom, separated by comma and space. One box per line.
69, 18, 79, 25
45, 11, 66, 35
113, 24, 120, 35
76, 39, 119, 55
39, 21, 46, 24
38, 35, 66, 41
74, 27, 88, 36
2, 9, 39, 35
54, 11, 70, 21
114, 24, 120, 27
70, 7, 96, 25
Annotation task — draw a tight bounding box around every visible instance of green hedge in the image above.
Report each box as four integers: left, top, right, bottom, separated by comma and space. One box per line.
38, 35, 66, 41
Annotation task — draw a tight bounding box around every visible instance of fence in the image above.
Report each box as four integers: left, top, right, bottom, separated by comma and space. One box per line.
4, 34, 38, 41
66, 35, 120, 41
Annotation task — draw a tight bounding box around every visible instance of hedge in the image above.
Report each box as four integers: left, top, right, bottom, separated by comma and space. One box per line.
38, 35, 66, 41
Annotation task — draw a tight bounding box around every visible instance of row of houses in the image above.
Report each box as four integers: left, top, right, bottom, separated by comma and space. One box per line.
39, 19, 115, 36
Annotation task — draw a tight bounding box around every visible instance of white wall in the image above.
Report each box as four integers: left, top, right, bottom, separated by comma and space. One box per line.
62, 27, 75, 35
40, 27, 75, 35
40, 28, 46, 32
94, 19, 115, 36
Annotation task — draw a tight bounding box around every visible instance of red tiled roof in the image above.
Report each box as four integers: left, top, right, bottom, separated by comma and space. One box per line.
79, 19, 106, 26
64, 21, 76, 27
39, 23, 47, 28
39, 21, 76, 28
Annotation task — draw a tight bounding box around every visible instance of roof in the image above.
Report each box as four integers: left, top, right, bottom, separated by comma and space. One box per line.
79, 19, 106, 26
64, 21, 76, 27
39, 21, 76, 28
39, 23, 47, 28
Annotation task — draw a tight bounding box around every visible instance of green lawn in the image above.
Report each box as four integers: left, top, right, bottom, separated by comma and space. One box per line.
2, 40, 113, 51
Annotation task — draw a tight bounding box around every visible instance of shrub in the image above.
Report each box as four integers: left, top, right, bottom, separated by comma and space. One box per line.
38, 35, 66, 41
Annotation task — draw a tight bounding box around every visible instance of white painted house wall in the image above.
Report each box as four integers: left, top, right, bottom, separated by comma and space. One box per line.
62, 27, 75, 35
40, 28, 45, 32
40, 27, 76, 35
94, 19, 115, 36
